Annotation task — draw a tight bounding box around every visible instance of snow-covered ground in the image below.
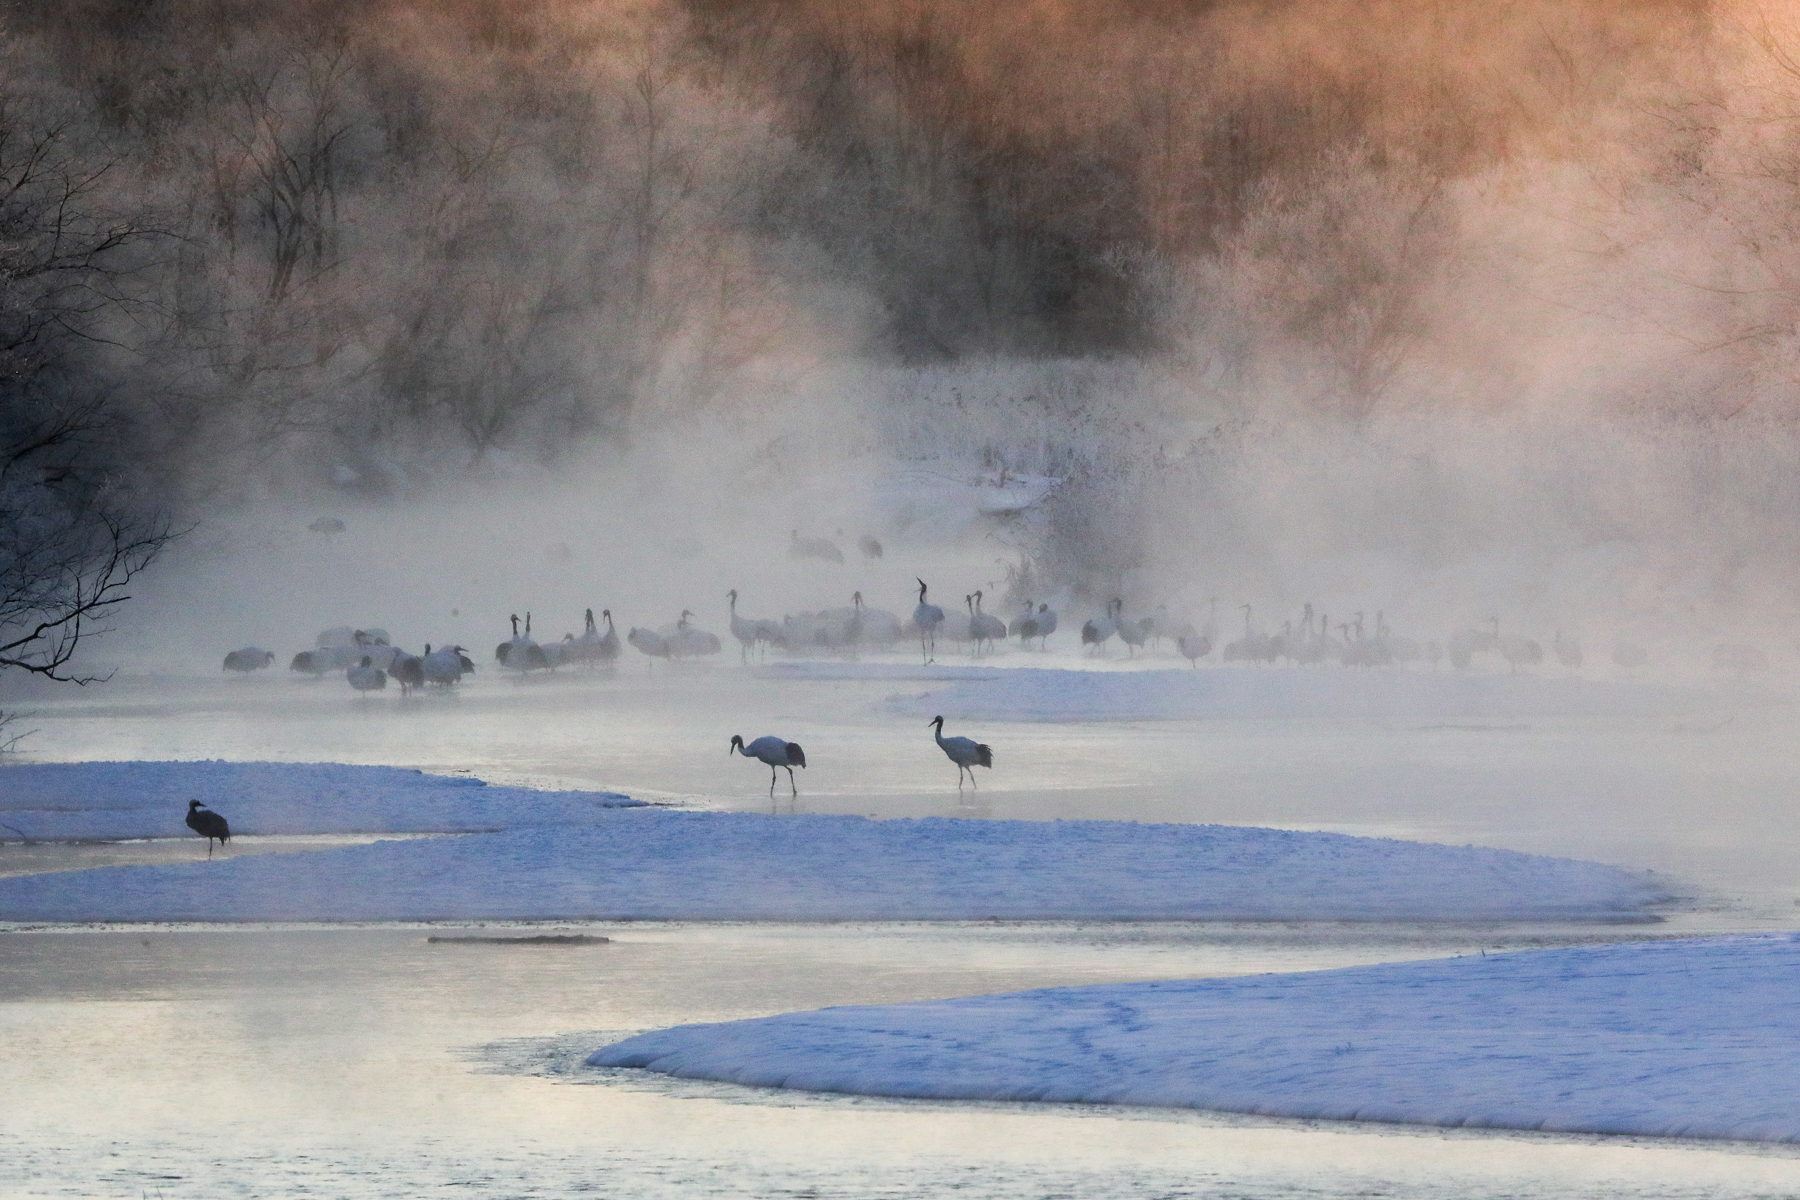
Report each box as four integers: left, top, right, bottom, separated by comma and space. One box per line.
0, 800, 1668, 923
593, 933, 1800, 1142
0, 760, 641, 841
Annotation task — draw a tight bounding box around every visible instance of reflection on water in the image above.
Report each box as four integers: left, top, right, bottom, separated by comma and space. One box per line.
0, 833, 448, 880
5, 922, 1800, 1199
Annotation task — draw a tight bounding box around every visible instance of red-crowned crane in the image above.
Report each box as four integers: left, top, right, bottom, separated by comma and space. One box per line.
929, 715, 992, 790
662, 611, 721, 659
628, 625, 670, 670
728, 590, 768, 663
497, 612, 548, 672
590, 611, 621, 666
185, 800, 230, 857
1119, 610, 1149, 657
913, 578, 945, 664
790, 529, 844, 563
967, 590, 1006, 654
347, 655, 387, 694
1009, 600, 1040, 647
389, 651, 425, 695
422, 643, 474, 686
852, 591, 903, 647
222, 648, 274, 673
731, 734, 807, 798
1081, 598, 1120, 655
1177, 623, 1211, 666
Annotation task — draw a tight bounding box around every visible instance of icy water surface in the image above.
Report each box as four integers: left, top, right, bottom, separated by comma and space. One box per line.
7, 660, 1800, 903
6, 922, 1800, 1199
7, 661, 1800, 1195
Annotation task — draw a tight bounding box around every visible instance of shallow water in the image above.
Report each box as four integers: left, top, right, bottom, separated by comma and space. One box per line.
6, 662, 1800, 1195
6, 922, 1800, 1200
6, 661, 1800, 905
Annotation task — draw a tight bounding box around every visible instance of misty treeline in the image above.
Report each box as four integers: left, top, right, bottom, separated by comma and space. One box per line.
11, 0, 1800, 633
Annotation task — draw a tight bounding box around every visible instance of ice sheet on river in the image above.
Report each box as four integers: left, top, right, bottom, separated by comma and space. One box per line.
592, 934, 1800, 1142
0, 760, 643, 841
0, 808, 1667, 922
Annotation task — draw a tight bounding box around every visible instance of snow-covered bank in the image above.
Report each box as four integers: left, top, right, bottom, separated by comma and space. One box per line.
879, 666, 1705, 723
0, 761, 642, 841
593, 933, 1800, 1142
0, 809, 1668, 923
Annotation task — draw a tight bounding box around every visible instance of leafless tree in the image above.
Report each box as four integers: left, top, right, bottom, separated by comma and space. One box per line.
0, 96, 174, 685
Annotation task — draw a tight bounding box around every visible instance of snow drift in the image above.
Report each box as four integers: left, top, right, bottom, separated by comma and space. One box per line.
0, 807, 1668, 923
592, 934, 1800, 1142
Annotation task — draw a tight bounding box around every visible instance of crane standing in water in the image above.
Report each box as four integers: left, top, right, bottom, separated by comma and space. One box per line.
929, 715, 993, 790
913, 579, 945, 664
730, 734, 807, 799
185, 800, 231, 857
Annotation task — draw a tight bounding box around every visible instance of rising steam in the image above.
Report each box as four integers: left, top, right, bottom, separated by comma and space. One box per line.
5, 0, 1800, 664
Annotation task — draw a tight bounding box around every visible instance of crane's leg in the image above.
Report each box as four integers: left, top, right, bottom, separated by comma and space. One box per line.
786, 765, 797, 797
769, 766, 777, 798
968, 768, 978, 791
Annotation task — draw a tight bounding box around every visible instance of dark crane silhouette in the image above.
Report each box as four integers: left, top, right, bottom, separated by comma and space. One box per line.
185, 800, 230, 857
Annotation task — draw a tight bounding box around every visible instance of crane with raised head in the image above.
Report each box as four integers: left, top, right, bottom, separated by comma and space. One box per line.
852, 591, 902, 647
913, 578, 945, 664
929, 715, 992, 790
967, 590, 1006, 655
728, 590, 767, 663
592, 611, 621, 666
496, 613, 547, 671
666, 611, 722, 659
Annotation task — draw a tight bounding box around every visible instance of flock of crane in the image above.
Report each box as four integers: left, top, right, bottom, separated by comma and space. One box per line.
218, 583, 1684, 699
